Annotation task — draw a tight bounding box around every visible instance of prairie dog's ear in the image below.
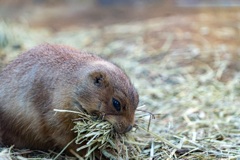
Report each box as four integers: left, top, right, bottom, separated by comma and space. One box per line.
89, 71, 109, 87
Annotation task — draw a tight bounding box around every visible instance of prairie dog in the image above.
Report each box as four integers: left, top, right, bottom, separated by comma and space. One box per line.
0, 44, 139, 153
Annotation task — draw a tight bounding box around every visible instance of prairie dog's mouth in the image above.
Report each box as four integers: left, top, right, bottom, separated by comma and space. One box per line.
113, 123, 131, 134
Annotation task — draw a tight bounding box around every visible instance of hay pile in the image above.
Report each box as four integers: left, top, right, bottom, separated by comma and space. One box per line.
53, 108, 179, 160
66, 110, 147, 159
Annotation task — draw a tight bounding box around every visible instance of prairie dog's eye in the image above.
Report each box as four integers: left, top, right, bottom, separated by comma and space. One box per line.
112, 98, 121, 111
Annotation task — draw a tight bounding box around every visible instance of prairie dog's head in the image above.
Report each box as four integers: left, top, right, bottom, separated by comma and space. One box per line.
75, 61, 139, 134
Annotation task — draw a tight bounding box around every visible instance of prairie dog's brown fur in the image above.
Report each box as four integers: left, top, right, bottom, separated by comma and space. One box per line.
0, 44, 139, 153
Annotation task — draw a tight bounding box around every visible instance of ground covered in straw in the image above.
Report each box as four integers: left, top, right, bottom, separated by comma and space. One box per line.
0, 8, 240, 159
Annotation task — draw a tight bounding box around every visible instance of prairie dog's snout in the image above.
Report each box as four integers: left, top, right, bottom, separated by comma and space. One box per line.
0, 44, 139, 153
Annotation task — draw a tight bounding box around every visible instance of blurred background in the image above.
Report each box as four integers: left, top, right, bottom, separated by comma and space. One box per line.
0, 0, 239, 79
0, 1, 240, 159
1, 0, 240, 29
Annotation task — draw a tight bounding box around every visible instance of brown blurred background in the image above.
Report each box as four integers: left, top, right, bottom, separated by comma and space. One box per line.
0, 0, 240, 81
1, 0, 240, 30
